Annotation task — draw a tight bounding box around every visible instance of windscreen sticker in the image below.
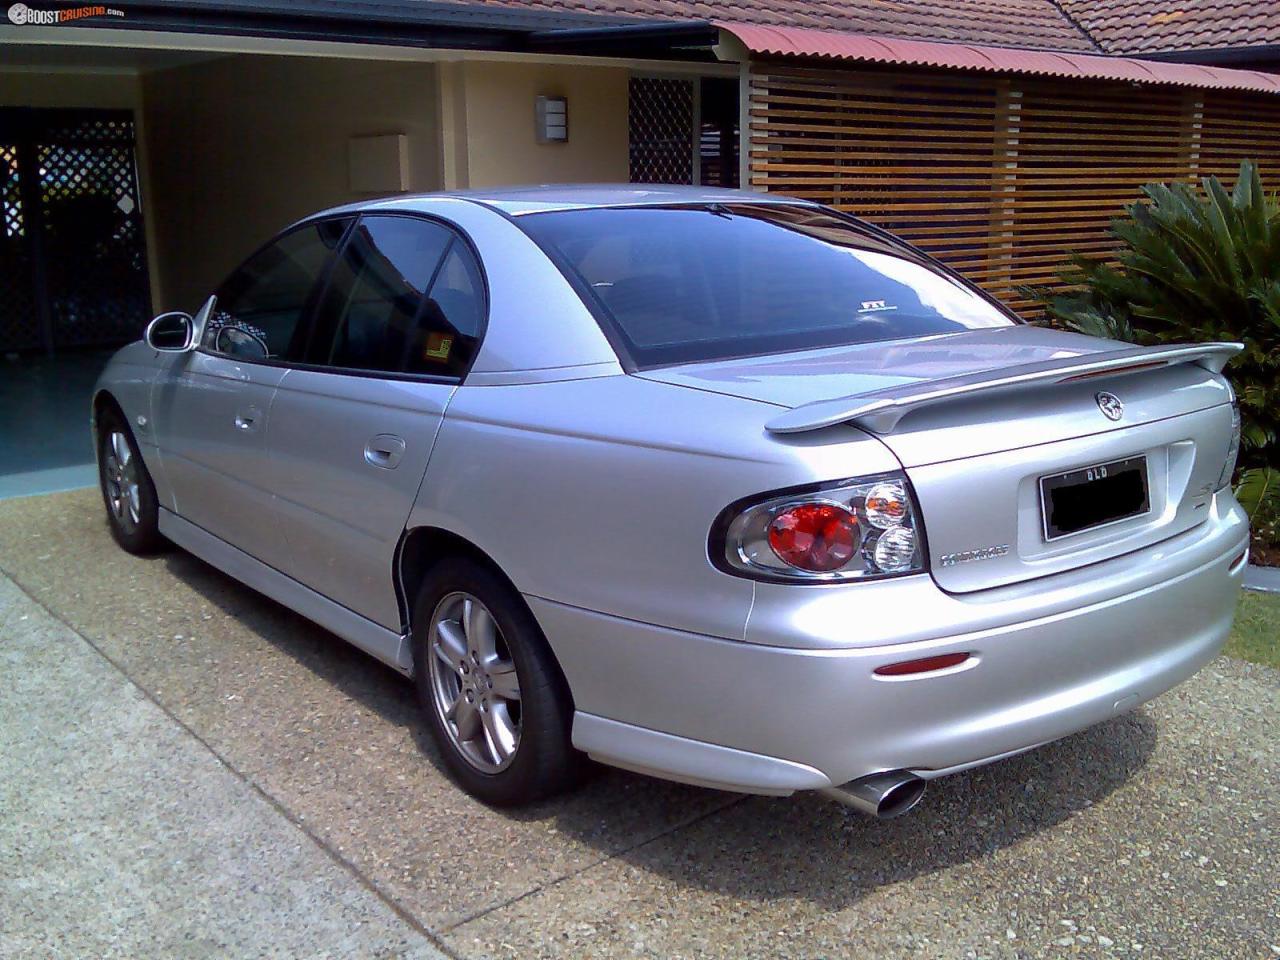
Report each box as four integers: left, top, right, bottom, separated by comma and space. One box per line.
424, 332, 454, 361
858, 299, 898, 314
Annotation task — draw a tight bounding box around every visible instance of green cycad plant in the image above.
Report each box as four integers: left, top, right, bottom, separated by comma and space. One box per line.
1030, 160, 1280, 472
1235, 465, 1280, 550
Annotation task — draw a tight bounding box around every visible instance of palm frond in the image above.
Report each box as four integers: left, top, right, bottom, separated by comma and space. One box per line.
1025, 160, 1280, 473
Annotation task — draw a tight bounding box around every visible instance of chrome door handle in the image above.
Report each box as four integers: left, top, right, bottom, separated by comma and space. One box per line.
234, 415, 254, 431
364, 434, 406, 469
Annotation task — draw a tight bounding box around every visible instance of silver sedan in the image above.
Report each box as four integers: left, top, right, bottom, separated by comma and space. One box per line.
93, 186, 1247, 817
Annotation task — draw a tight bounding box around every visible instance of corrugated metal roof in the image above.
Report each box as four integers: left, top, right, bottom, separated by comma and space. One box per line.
718, 21, 1280, 95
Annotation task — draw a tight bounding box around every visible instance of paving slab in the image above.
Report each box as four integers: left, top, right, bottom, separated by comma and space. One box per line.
443, 662, 1280, 959
1244, 563, 1280, 594
0, 490, 733, 934
0, 574, 444, 960
1, 490, 1277, 959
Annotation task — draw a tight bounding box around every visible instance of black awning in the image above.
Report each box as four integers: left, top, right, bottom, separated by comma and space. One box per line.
48, 0, 719, 57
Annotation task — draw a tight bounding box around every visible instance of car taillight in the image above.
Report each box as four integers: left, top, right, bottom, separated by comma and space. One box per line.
767, 502, 858, 572
1218, 400, 1241, 491
712, 473, 927, 582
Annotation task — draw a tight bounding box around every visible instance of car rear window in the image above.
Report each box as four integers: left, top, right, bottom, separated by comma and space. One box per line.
517, 203, 1018, 369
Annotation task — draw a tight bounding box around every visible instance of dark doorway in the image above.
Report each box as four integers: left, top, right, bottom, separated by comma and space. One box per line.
629, 76, 739, 187
0, 108, 151, 356
697, 76, 740, 188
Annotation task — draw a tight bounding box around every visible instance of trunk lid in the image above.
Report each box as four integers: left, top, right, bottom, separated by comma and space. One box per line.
638, 327, 1238, 593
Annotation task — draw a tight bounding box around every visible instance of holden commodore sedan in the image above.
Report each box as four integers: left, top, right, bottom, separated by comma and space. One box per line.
94, 186, 1247, 817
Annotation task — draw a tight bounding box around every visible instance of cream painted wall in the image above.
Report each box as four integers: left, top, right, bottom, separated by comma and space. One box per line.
453, 60, 629, 189
3, 55, 629, 315
142, 55, 441, 311
0, 70, 140, 109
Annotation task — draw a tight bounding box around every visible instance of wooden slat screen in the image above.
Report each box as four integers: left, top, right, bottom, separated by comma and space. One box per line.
1199, 92, 1280, 185
749, 63, 1280, 315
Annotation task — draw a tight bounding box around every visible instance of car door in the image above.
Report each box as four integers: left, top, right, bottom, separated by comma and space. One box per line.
267, 214, 486, 628
150, 218, 351, 569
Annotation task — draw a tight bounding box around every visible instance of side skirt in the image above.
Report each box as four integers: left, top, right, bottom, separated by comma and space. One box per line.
159, 508, 414, 676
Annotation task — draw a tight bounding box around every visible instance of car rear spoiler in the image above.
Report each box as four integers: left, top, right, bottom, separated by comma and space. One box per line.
764, 341, 1242, 435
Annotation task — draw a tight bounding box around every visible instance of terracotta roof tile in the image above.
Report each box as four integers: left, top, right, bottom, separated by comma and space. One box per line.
470, 0, 1275, 57
473, 0, 1098, 51
1056, 0, 1280, 54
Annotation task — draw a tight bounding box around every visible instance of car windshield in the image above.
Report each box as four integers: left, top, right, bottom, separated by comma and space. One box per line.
518, 203, 1018, 368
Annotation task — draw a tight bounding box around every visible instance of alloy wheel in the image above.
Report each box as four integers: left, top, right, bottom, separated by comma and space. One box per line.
427, 591, 522, 773
103, 431, 141, 534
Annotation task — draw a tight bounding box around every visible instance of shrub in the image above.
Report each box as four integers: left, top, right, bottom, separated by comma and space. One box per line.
1236, 467, 1280, 563
1030, 160, 1280, 471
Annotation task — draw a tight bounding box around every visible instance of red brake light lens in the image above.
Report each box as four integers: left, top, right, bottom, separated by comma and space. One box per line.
767, 503, 858, 572
714, 472, 925, 582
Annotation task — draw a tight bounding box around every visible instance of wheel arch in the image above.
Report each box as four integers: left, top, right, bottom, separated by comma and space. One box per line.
395, 524, 576, 708
91, 388, 125, 435
395, 525, 522, 633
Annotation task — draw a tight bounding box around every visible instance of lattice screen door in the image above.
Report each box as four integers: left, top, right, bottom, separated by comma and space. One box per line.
629, 77, 740, 188
0, 109, 150, 354
629, 77, 695, 184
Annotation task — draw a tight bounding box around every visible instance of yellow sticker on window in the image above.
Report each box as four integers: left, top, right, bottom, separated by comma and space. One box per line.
424, 332, 454, 361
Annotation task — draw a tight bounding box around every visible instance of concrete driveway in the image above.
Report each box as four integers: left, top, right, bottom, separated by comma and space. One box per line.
1, 490, 1276, 959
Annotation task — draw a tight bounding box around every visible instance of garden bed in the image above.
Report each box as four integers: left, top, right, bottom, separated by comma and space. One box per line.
1250, 534, 1279, 568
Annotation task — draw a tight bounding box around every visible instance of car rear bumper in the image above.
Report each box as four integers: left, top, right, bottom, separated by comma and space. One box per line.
530, 492, 1248, 795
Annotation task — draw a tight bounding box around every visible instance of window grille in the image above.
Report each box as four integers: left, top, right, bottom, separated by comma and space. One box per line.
629, 77, 695, 185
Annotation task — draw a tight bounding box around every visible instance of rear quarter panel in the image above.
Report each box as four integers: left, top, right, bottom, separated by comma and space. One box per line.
407, 374, 901, 640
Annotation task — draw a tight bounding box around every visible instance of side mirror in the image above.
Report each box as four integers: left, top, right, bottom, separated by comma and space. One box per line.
145, 311, 196, 353
191, 295, 215, 348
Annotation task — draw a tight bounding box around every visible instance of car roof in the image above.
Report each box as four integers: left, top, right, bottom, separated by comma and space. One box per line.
350, 184, 812, 217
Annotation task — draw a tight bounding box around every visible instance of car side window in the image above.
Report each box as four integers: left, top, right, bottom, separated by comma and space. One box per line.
409, 240, 484, 376
204, 218, 350, 362
306, 214, 485, 379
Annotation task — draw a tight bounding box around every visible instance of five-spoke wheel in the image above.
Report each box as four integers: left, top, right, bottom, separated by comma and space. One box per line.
102, 430, 142, 535
427, 592, 523, 772
412, 558, 580, 805
96, 408, 163, 554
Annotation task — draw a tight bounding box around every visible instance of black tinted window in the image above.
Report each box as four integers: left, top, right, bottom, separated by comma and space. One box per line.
413, 243, 484, 374
307, 215, 483, 378
206, 218, 349, 362
519, 204, 1016, 368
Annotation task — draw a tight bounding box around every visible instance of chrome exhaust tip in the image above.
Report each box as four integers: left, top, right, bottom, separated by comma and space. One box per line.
819, 770, 926, 819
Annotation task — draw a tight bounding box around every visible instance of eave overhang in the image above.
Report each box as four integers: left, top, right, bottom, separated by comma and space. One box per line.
717, 21, 1280, 96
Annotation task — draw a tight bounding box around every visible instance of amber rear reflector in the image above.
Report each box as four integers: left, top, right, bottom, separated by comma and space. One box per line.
874, 652, 971, 677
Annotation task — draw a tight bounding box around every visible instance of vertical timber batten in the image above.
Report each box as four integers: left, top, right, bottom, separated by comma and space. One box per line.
747, 61, 1280, 316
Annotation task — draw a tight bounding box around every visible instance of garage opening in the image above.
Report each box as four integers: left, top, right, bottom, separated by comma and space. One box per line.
1, 107, 150, 355
1, 106, 151, 498
1, 43, 447, 499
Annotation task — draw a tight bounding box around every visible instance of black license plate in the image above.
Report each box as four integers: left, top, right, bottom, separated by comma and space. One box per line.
1040, 455, 1150, 541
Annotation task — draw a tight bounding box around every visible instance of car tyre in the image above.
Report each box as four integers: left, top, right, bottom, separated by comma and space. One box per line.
412, 558, 581, 806
96, 408, 165, 555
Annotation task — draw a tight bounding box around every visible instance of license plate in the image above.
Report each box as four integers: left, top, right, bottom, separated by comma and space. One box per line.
1040, 455, 1150, 541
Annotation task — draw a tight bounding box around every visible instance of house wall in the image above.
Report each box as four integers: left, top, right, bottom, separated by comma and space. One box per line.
142, 55, 441, 311
442, 59, 630, 189
0, 70, 140, 109
6, 54, 631, 316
